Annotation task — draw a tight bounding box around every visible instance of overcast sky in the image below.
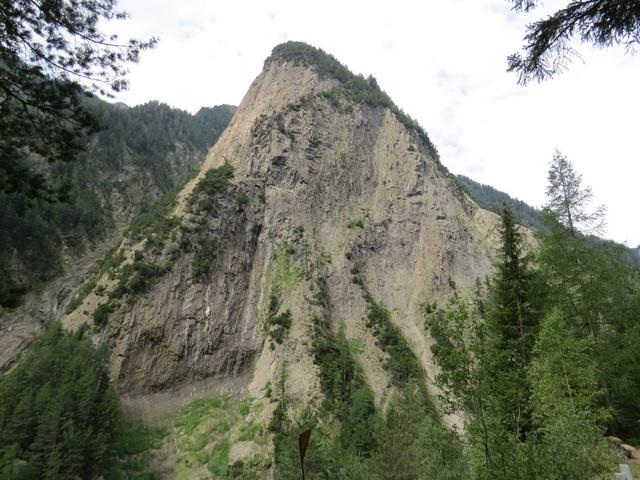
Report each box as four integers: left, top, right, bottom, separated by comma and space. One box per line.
108, 0, 639, 246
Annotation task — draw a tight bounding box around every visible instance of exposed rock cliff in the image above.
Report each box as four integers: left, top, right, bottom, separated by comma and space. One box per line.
59, 43, 504, 426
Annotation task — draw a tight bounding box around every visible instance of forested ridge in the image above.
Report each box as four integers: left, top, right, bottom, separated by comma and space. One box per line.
456, 174, 639, 267
0, 100, 234, 309
0, 323, 169, 479
456, 174, 543, 229
0, 324, 121, 478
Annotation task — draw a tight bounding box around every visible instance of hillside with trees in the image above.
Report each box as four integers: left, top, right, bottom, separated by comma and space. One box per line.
456, 175, 543, 229
0, 100, 234, 309
0, 323, 121, 478
4, 147, 635, 479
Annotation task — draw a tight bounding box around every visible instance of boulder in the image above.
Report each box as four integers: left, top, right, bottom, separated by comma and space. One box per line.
621, 444, 638, 459
609, 436, 623, 446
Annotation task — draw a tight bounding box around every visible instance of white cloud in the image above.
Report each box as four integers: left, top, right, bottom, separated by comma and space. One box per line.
110, 0, 640, 246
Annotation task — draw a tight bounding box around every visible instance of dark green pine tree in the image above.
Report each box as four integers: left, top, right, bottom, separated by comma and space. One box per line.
486, 204, 545, 438
491, 206, 537, 362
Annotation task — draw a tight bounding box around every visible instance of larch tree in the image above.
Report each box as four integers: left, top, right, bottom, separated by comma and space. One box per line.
539, 151, 608, 341
538, 152, 640, 438
544, 150, 606, 235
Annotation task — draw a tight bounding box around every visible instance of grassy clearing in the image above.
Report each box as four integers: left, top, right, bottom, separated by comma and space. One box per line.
237, 421, 260, 442
172, 394, 267, 479
238, 397, 253, 417
207, 441, 230, 476
175, 395, 230, 436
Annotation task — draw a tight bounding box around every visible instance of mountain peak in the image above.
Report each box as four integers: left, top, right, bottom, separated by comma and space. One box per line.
266, 42, 440, 160
267, 41, 354, 82
64, 41, 508, 404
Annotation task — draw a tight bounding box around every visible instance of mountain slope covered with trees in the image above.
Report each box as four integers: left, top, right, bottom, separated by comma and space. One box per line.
0, 100, 235, 309
456, 174, 543, 229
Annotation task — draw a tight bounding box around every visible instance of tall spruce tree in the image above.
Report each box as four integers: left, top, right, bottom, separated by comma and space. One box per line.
489, 205, 541, 364
431, 206, 546, 477
485, 205, 545, 439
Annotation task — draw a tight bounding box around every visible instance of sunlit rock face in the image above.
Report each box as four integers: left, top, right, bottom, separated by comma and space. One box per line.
61, 47, 503, 423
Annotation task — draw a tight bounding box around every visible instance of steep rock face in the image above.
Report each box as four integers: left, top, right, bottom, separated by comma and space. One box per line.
176, 60, 340, 210
62, 47, 503, 424
109, 181, 265, 393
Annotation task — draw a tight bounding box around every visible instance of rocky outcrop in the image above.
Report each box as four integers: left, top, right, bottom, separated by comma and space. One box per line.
57, 45, 506, 427
107, 180, 265, 393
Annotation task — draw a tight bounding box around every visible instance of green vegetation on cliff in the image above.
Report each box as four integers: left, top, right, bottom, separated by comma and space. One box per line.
264, 293, 293, 346
311, 275, 379, 455
267, 269, 469, 479
189, 162, 235, 214
267, 274, 368, 479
